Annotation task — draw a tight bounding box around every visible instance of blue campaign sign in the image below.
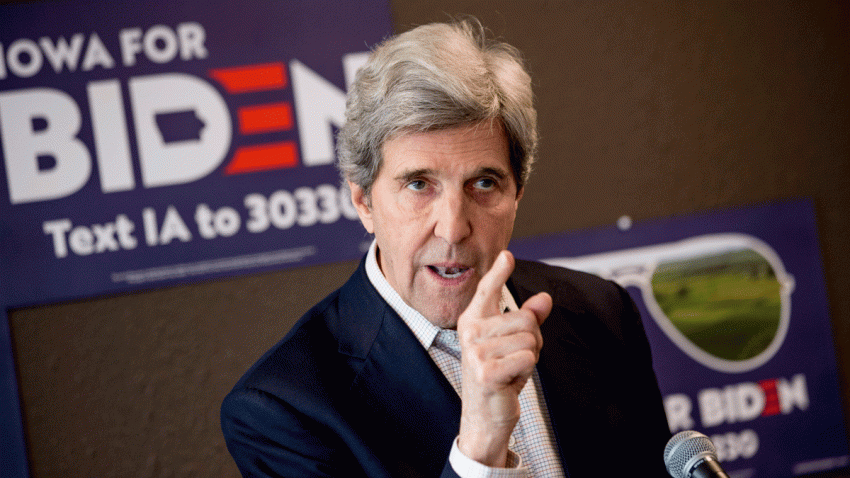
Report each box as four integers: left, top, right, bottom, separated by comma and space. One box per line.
510, 199, 849, 477
0, 1, 392, 475
0, 0, 391, 308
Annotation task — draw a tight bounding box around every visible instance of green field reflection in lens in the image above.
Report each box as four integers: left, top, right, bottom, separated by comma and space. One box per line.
651, 248, 781, 362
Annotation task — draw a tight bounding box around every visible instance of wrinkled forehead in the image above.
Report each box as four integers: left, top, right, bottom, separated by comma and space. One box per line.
378, 122, 511, 177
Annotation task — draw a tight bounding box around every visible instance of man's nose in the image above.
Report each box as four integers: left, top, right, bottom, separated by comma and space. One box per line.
433, 189, 472, 244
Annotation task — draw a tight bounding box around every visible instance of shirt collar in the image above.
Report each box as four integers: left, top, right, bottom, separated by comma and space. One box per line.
365, 240, 518, 350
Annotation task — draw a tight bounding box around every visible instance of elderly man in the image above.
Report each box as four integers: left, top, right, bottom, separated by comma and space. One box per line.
222, 19, 671, 477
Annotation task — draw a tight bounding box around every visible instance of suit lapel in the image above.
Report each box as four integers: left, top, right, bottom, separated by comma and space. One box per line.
337, 262, 461, 475
537, 308, 605, 478
509, 264, 606, 478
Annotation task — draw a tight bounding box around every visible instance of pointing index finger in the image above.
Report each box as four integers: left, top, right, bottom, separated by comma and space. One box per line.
466, 250, 515, 319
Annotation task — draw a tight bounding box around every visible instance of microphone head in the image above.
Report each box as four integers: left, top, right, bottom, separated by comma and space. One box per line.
664, 430, 718, 478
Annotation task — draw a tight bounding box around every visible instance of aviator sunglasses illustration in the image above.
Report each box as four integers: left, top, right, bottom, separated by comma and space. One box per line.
544, 233, 795, 373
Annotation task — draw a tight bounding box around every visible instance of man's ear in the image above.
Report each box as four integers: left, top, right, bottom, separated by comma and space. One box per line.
515, 185, 524, 204
348, 180, 374, 234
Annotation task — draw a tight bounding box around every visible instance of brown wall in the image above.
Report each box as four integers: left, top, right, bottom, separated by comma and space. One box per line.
7, 1, 850, 476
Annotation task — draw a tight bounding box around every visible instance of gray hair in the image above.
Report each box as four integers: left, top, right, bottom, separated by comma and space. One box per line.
336, 18, 538, 199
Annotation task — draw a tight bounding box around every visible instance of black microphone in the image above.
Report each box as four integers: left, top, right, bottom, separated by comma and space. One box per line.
664, 430, 731, 478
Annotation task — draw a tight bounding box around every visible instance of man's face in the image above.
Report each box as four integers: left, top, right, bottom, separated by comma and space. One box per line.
350, 122, 522, 329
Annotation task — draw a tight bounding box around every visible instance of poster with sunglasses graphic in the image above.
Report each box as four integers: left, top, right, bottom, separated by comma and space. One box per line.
510, 198, 849, 477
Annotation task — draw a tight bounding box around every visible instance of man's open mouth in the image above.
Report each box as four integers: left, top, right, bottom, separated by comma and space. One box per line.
429, 266, 469, 279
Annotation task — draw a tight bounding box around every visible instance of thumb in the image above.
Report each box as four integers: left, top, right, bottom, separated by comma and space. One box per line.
521, 292, 552, 327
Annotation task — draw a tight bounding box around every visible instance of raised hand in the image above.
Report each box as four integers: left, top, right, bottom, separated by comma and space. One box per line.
456, 250, 553, 467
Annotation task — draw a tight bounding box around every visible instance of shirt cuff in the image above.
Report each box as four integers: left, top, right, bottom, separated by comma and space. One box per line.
448, 437, 527, 478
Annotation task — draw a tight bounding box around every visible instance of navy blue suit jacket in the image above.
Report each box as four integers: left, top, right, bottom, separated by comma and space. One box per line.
221, 257, 671, 477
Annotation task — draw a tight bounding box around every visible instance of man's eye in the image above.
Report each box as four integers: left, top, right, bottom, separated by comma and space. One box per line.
473, 178, 497, 190
406, 180, 427, 191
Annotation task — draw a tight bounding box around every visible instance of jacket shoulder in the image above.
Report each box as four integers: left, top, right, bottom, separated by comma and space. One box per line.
512, 258, 631, 317
229, 261, 383, 405
233, 291, 351, 400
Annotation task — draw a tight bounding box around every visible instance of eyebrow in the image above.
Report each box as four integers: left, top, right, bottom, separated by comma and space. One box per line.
394, 168, 434, 184
393, 166, 510, 184
477, 167, 509, 180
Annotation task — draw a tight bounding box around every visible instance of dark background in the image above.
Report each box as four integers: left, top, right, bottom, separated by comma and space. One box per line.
5, 1, 849, 476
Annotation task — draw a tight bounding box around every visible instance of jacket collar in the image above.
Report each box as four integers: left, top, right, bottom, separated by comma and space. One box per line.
338, 258, 462, 472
